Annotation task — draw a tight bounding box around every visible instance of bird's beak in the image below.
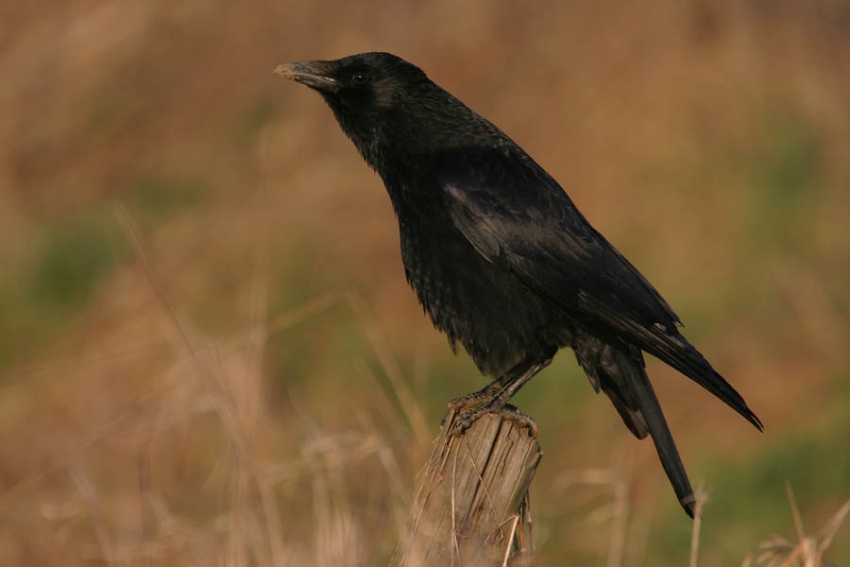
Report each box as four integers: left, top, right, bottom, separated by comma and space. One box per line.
274, 61, 339, 92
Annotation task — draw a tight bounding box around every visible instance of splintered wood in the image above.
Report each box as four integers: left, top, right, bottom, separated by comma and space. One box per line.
394, 408, 542, 566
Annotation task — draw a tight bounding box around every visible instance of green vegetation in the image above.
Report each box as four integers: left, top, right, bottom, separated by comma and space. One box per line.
749, 112, 822, 256
128, 172, 207, 224
0, 211, 123, 372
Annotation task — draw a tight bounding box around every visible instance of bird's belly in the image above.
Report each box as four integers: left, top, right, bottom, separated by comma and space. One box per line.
400, 222, 572, 377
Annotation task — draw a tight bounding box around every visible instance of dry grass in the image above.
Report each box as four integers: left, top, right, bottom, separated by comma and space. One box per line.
742, 486, 850, 567
7, 212, 420, 566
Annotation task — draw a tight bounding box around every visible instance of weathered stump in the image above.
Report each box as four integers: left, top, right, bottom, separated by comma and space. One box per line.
393, 407, 542, 566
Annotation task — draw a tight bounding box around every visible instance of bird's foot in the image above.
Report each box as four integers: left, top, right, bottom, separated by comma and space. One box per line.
445, 384, 502, 414
443, 361, 547, 438
446, 402, 538, 438
440, 385, 502, 427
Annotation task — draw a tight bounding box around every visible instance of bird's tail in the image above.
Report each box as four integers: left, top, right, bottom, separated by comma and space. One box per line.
641, 327, 764, 432
577, 292, 762, 432
574, 337, 696, 517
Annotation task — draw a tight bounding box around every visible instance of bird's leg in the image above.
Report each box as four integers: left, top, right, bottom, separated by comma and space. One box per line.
447, 358, 552, 437
446, 373, 514, 413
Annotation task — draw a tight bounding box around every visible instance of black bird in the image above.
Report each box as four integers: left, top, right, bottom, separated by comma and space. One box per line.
275, 52, 762, 517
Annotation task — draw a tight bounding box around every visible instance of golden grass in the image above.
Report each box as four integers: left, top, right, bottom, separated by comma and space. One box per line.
742, 485, 850, 567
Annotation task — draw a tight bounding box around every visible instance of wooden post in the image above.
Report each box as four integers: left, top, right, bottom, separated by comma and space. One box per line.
393, 407, 542, 566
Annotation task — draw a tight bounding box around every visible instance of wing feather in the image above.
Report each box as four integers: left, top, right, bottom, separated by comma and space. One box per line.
440, 148, 680, 333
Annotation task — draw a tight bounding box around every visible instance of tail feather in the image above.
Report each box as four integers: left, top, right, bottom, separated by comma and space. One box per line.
576, 291, 763, 432
642, 327, 763, 432
618, 348, 696, 517
575, 336, 696, 517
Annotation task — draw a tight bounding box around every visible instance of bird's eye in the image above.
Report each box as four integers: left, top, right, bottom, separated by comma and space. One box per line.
352, 72, 368, 84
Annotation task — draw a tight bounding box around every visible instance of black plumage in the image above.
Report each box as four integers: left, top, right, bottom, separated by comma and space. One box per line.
275, 52, 762, 517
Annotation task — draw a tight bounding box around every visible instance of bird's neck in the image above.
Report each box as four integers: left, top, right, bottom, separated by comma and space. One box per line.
325, 105, 390, 173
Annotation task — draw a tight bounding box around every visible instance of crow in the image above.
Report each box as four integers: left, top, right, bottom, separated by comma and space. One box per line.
275, 52, 762, 517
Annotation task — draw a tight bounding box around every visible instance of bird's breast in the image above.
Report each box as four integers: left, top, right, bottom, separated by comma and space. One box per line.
394, 203, 571, 377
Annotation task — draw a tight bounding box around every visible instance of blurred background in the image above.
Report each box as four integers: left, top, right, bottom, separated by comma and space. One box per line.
1, 0, 849, 565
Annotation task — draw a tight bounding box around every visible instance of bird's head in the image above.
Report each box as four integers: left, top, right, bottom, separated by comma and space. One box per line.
274, 52, 428, 113
275, 52, 490, 170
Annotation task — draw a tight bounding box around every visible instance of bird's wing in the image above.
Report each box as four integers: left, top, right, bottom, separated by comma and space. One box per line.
439, 147, 681, 334
440, 147, 762, 431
